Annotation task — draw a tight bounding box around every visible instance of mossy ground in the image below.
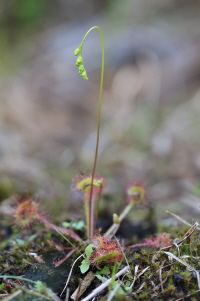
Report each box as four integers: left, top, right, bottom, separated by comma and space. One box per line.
0, 206, 200, 301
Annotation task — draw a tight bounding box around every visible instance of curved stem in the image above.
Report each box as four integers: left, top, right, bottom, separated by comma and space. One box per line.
79, 26, 105, 238
89, 27, 104, 238
0, 275, 35, 283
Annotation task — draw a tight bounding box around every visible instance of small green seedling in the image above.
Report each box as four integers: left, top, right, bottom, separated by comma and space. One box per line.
62, 220, 85, 230
80, 243, 94, 273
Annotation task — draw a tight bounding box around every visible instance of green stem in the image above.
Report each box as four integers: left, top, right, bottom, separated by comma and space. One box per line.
118, 202, 134, 221
79, 26, 105, 238
84, 197, 90, 238
89, 27, 104, 238
0, 275, 35, 283
94, 185, 103, 229
105, 203, 134, 237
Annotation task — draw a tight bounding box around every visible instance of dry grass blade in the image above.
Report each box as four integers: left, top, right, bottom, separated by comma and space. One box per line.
164, 251, 200, 290
160, 222, 199, 251
164, 251, 195, 271
130, 265, 139, 289
166, 211, 200, 231
130, 266, 150, 291
60, 254, 84, 297
158, 262, 165, 292
81, 266, 130, 301
137, 266, 150, 278
136, 281, 146, 292
193, 270, 200, 291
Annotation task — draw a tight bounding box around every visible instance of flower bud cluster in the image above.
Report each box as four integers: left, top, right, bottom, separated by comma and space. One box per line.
74, 47, 88, 80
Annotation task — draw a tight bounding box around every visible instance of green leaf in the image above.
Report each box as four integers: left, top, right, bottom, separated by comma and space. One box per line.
15, 238, 25, 246
62, 220, 85, 230
95, 275, 108, 282
124, 286, 132, 293
116, 287, 126, 295
96, 266, 110, 275
74, 220, 85, 230
62, 221, 70, 228
28, 234, 37, 242
80, 259, 90, 274
85, 244, 94, 258
95, 251, 119, 263
125, 281, 131, 287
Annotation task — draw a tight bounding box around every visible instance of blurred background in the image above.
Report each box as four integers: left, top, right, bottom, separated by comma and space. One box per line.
1, 0, 200, 226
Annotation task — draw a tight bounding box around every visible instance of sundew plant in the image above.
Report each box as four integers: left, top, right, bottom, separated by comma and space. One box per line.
1, 26, 200, 301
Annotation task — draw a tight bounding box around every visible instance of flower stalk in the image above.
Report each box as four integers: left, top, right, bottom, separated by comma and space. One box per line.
74, 26, 105, 239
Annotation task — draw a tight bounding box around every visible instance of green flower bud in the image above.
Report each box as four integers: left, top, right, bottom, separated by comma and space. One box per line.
78, 65, 85, 73
74, 47, 81, 56
113, 213, 120, 224
81, 70, 88, 80
76, 56, 84, 66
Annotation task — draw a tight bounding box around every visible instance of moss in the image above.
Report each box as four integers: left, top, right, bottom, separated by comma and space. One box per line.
137, 293, 149, 300
1, 195, 200, 300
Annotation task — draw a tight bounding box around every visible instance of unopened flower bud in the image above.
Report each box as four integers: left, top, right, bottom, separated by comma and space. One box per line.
113, 213, 120, 224
81, 70, 88, 80
74, 47, 81, 56
78, 65, 85, 73
76, 56, 84, 66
